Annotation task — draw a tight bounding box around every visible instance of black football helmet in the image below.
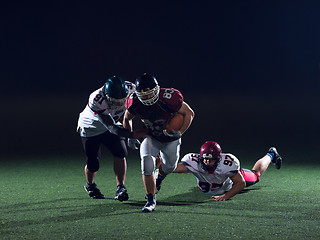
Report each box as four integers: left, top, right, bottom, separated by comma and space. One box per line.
104, 76, 129, 106
199, 141, 222, 171
135, 73, 160, 106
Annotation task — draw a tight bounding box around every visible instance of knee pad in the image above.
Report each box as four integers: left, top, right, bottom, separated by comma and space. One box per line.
87, 158, 100, 172
141, 155, 155, 176
198, 181, 210, 193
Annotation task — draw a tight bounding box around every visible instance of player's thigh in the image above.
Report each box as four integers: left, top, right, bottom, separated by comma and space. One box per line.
159, 139, 181, 173
240, 168, 260, 187
100, 131, 128, 158
81, 136, 101, 160
81, 136, 102, 172
140, 136, 161, 175
140, 136, 161, 158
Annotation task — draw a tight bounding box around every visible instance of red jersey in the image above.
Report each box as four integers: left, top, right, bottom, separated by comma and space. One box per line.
126, 88, 183, 142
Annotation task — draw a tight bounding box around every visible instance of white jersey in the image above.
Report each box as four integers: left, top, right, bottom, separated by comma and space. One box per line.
77, 81, 135, 137
181, 153, 240, 195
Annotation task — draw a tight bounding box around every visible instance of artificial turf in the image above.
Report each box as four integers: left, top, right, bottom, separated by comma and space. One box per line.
1, 153, 319, 239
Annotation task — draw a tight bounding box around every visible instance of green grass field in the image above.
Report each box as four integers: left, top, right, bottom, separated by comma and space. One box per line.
1, 152, 320, 240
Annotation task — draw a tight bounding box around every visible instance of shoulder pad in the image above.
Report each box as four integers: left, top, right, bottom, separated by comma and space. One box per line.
158, 88, 183, 113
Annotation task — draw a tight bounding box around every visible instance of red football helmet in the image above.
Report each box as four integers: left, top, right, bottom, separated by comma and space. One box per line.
200, 141, 222, 160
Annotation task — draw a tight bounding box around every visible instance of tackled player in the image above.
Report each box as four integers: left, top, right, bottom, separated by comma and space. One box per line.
166, 141, 282, 201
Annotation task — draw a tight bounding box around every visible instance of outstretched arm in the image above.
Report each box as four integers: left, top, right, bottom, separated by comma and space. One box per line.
212, 172, 246, 201
173, 163, 190, 173
97, 113, 134, 138
122, 110, 148, 139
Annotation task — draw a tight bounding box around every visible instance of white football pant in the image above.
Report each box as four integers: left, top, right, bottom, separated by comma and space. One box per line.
140, 136, 181, 175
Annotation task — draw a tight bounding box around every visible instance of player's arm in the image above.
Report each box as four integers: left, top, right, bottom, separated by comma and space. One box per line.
96, 113, 135, 138
212, 172, 246, 201
173, 163, 190, 173
123, 109, 135, 131
177, 101, 194, 135
98, 112, 147, 140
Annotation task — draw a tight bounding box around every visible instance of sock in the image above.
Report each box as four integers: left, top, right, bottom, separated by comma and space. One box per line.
156, 174, 165, 186
267, 152, 275, 162
146, 193, 154, 202
158, 174, 165, 181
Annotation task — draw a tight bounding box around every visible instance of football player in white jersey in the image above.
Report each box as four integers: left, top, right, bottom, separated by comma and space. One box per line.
77, 76, 146, 201
157, 141, 282, 201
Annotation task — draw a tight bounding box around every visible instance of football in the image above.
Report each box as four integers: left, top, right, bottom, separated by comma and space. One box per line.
165, 113, 184, 133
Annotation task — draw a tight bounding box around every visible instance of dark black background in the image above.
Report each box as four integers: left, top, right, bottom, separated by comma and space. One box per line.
1, 1, 319, 160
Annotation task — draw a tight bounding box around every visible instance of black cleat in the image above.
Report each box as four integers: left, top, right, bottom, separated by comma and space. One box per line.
115, 185, 129, 202
268, 147, 282, 169
84, 182, 105, 199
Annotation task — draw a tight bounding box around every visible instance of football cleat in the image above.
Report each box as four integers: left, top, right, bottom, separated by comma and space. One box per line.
84, 182, 105, 199
114, 184, 129, 202
142, 193, 156, 212
268, 147, 282, 169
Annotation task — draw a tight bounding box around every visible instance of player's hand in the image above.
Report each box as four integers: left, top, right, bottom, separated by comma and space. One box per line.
163, 129, 182, 138
127, 138, 141, 150
156, 154, 162, 167
212, 195, 228, 201
133, 128, 148, 139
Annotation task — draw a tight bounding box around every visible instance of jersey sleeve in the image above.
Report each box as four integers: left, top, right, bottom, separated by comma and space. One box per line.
125, 93, 136, 113
181, 153, 200, 173
161, 88, 183, 113
88, 88, 110, 115
222, 153, 241, 178
124, 82, 136, 112
125, 81, 136, 95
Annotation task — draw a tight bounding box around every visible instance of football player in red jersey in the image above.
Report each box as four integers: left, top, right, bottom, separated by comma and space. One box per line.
123, 73, 195, 212
171, 141, 282, 201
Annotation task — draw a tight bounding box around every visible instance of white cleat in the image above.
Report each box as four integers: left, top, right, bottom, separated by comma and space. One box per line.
142, 193, 156, 212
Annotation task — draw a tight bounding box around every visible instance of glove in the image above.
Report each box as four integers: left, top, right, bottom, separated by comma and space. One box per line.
163, 129, 182, 138
127, 138, 141, 150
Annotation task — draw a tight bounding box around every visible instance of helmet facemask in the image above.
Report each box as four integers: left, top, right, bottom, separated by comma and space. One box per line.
105, 95, 127, 108
136, 85, 160, 106
199, 155, 221, 171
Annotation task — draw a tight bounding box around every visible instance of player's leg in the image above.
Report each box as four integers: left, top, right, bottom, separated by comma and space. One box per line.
252, 147, 283, 175
113, 155, 129, 202
81, 136, 105, 199
140, 136, 160, 212
113, 157, 126, 186
239, 169, 260, 187
102, 132, 129, 201
251, 155, 272, 176
85, 165, 96, 184
156, 139, 181, 193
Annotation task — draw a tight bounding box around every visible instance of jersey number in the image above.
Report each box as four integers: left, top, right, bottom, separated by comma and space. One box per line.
94, 94, 104, 104
198, 181, 223, 193
163, 89, 174, 99
223, 155, 234, 166
142, 119, 166, 136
